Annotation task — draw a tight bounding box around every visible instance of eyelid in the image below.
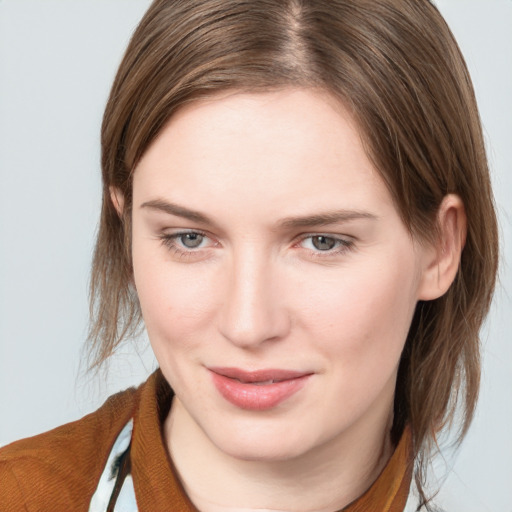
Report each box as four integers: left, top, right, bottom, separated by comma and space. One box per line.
294, 233, 355, 256
295, 232, 354, 244
158, 229, 216, 252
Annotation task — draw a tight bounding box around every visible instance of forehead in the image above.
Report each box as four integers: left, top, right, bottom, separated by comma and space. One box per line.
133, 88, 393, 221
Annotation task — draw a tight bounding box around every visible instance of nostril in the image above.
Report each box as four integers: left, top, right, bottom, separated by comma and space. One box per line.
218, 299, 290, 348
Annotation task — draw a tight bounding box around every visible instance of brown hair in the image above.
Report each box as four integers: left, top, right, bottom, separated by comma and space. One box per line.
88, 0, 498, 508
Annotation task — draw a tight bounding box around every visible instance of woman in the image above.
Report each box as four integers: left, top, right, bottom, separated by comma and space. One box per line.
0, 1, 498, 511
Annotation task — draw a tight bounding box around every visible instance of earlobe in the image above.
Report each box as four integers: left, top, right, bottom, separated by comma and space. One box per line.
418, 194, 467, 301
109, 186, 125, 217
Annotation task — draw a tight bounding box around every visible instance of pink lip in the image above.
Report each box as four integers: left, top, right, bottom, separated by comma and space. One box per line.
209, 367, 312, 411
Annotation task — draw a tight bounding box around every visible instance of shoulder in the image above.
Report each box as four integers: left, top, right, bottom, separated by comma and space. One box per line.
0, 385, 139, 511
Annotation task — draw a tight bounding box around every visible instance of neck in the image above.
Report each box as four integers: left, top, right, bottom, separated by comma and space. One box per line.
164, 399, 394, 512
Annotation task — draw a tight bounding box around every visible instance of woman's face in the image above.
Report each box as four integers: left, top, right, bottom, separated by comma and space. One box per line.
130, 89, 433, 461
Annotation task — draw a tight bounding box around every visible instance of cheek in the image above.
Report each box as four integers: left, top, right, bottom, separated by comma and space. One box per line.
295, 254, 420, 423
299, 252, 419, 372
132, 244, 220, 354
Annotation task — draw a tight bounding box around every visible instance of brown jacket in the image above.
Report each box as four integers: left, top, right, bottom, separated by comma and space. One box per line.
0, 370, 412, 511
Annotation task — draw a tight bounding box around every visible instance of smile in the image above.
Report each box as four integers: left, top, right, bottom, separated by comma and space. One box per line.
209, 367, 312, 410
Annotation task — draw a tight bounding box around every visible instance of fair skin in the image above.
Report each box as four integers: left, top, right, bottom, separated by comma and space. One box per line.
113, 88, 465, 512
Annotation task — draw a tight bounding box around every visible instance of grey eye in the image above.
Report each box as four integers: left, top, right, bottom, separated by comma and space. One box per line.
311, 235, 337, 251
179, 232, 204, 248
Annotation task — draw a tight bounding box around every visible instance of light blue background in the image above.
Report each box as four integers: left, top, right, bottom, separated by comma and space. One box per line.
1, 1, 511, 510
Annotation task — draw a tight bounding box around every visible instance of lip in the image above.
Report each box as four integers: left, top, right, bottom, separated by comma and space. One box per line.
209, 367, 312, 411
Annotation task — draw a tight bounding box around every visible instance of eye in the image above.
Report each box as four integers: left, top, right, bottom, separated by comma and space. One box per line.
159, 230, 212, 252
310, 235, 337, 251
298, 234, 354, 255
178, 232, 205, 249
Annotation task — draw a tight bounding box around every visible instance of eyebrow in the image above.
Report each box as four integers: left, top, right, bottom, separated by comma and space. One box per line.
277, 210, 378, 229
140, 199, 378, 229
141, 199, 213, 224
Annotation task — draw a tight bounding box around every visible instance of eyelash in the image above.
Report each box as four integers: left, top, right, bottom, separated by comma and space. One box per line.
157, 231, 355, 259
158, 230, 211, 260
298, 234, 355, 258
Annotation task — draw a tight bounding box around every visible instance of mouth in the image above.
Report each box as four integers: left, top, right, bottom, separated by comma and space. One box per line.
209, 367, 312, 410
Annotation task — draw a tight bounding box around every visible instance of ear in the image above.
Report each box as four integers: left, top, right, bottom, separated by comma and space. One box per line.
109, 186, 125, 217
418, 194, 467, 301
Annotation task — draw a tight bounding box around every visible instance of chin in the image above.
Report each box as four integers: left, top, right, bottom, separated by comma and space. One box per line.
219, 438, 308, 462
206, 419, 322, 463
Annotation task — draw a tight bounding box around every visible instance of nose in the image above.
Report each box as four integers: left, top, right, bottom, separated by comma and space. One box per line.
218, 250, 291, 349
